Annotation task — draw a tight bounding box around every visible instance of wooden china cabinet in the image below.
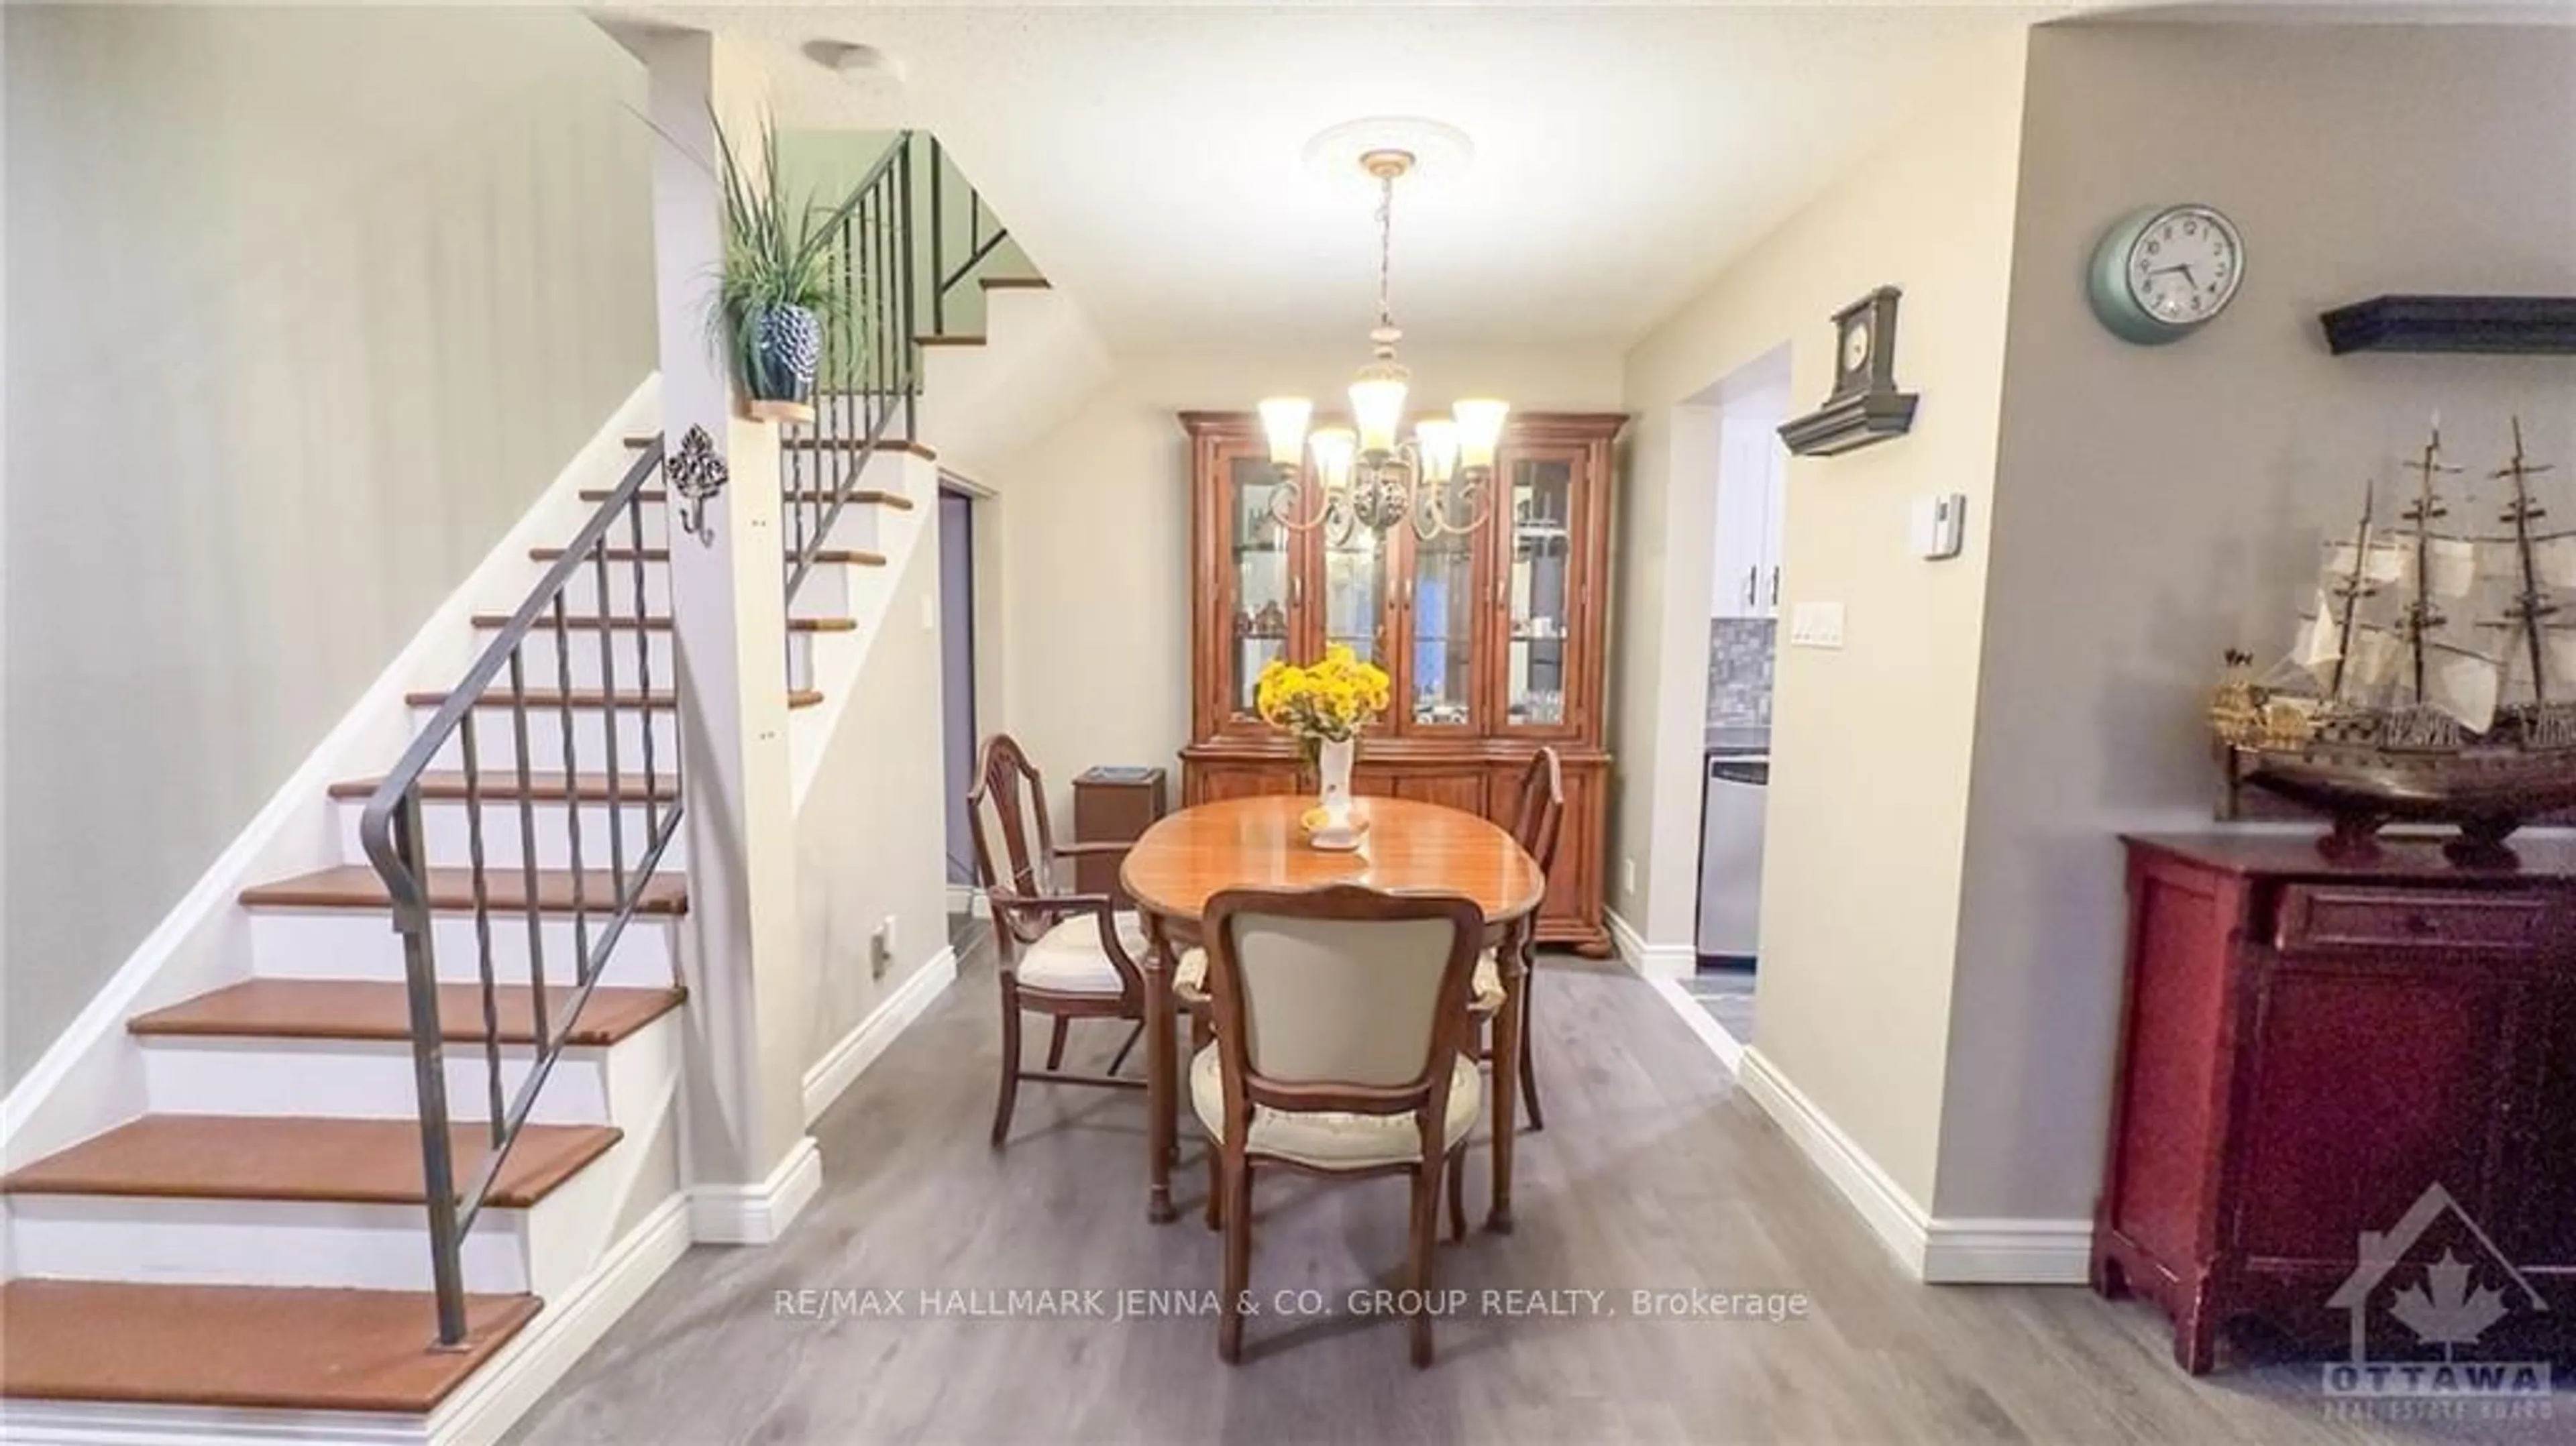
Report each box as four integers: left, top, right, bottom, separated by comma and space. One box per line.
1177, 410, 1627, 956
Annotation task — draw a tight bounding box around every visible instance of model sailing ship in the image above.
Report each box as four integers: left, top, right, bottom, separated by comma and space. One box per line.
2212, 418, 2576, 866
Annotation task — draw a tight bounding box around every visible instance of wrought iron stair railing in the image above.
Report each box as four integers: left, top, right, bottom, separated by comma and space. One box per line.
358, 437, 680, 1348
784, 131, 1024, 607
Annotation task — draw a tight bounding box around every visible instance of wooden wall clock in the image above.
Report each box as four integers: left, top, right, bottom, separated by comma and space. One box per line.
1780, 286, 1919, 457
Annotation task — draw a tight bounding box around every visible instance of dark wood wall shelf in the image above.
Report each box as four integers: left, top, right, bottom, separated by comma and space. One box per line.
2318, 295, 2576, 355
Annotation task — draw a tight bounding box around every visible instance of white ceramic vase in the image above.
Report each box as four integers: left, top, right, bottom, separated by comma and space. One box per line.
1315, 735, 1357, 844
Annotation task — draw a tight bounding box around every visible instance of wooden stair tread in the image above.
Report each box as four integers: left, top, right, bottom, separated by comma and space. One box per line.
239, 865, 688, 916
916, 333, 987, 347
530, 545, 885, 566
327, 769, 680, 803
0, 1115, 619, 1209
403, 686, 823, 710
979, 274, 1052, 291
468, 612, 855, 634
588, 486, 915, 510
0, 1279, 539, 1414
129, 979, 685, 1048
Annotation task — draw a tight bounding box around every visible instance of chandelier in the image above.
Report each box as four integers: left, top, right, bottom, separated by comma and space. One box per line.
1258, 149, 1508, 543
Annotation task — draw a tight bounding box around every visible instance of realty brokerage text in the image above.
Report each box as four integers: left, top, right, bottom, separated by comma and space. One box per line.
775, 1286, 1812, 1324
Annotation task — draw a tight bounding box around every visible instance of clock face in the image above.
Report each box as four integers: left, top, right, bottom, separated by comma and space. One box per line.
1841, 320, 1872, 375
2125, 206, 2243, 327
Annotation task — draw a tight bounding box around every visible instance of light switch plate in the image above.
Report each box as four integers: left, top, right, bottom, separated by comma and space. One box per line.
1789, 601, 1845, 649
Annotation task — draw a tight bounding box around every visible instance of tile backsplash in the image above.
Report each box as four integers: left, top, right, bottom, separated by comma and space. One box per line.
1707, 617, 1778, 730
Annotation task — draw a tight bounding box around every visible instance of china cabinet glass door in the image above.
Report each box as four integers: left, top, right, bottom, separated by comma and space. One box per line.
1320, 523, 1394, 683
1401, 524, 1484, 734
1219, 451, 1299, 727
1495, 448, 1586, 735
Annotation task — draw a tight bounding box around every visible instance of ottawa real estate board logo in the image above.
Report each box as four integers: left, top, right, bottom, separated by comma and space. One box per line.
2322, 1183, 2552, 1419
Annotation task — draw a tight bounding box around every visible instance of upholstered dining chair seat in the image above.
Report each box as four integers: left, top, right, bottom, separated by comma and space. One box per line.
1175, 946, 1505, 1015
1190, 1044, 1481, 1170
1017, 911, 1150, 995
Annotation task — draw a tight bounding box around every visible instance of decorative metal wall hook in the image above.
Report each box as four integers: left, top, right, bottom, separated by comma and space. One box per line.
665, 425, 728, 547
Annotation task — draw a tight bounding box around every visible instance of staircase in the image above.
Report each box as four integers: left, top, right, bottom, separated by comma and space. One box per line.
0, 129, 1096, 1445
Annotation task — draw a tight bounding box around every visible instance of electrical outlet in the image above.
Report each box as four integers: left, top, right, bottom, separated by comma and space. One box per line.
1622, 857, 1638, 897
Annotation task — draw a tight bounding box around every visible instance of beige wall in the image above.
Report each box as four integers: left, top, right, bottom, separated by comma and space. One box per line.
796, 514, 955, 1085
983, 345, 1624, 821
1941, 23, 2576, 1221
2, 8, 653, 1084
1617, 30, 2032, 1207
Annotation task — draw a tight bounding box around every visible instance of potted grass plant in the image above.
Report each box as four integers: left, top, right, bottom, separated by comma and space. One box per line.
712, 117, 873, 418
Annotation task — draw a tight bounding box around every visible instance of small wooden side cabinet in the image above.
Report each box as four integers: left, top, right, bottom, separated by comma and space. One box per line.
1176, 410, 1627, 956
1071, 767, 1167, 906
2094, 833, 2576, 1373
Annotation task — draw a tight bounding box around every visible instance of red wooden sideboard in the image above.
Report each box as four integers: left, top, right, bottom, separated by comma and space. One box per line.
2094, 833, 2576, 1373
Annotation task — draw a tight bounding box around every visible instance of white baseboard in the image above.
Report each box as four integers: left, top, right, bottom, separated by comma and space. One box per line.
1644, 975, 1744, 1076
944, 883, 984, 915
0, 1192, 692, 1446
687, 1135, 822, 1245
425, 1192, 692, 1445
1920, 1217, 2094, 1284
1607, 908, 1694, 982
1732, 1048, 2090, 1286
0, 376, 661, 1170
802, 945, 959, 1125
1736, 1047, 1930, 1280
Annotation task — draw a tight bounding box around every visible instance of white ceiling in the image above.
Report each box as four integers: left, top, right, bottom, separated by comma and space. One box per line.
625, 1, 2565, 349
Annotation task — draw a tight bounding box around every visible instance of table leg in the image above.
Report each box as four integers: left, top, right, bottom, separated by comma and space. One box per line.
1142, 914, 1179, 1224
1488, 920, 1524, 1234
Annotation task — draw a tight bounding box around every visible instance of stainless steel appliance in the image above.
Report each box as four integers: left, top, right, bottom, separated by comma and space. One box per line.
1695, 752, 1768, 962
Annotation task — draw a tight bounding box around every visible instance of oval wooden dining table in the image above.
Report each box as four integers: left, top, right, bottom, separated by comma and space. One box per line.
1120, 794, 1546, 1231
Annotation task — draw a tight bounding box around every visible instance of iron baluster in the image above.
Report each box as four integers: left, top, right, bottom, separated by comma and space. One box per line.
592, 545, 628, 889
548, 594, 592, 986
627, 496, 658, 848
455, 704, 505, 1141
508, 646, 547, 1052
387, 783, 468, 1347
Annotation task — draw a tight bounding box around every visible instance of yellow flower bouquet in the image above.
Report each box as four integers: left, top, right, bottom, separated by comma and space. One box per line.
1255, 646, 1391, 848
1254, 645, 1393, 747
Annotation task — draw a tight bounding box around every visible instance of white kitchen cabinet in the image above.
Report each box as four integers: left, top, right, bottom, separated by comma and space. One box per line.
1711, 416, 1787, 620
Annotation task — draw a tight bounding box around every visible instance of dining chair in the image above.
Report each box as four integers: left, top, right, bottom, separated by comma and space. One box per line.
967, 732, 1154, 1148
1190, 883, 1487, 1368
1474, 746, 1565, 1130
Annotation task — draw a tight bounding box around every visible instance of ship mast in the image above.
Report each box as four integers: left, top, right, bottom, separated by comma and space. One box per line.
2327, 479, 2377, 703
2398, 423, 2460, 704
2496, 414, 2558, 708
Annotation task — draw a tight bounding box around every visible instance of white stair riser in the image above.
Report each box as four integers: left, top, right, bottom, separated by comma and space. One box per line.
419, 704, 678, 775
559, 558, 856, 621
140, 1037, 614, 1125
5, 1195, 537, 1294
472, 625, 813, 693
335, 796, 684, 873
248, 909, 679, 989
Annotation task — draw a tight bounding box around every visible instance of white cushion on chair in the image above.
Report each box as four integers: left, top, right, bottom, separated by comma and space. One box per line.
1469, 950, 1506, 1015
1016, 911, 1146, 995
1191, 1044, 1481, 1170
1174, 948, 1209, 1003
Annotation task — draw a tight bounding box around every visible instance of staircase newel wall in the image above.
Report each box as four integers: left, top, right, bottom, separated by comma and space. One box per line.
639, 30, 817, 1240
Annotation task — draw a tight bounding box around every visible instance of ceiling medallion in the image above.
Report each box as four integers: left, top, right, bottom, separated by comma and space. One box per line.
1259, 143, 1506, 543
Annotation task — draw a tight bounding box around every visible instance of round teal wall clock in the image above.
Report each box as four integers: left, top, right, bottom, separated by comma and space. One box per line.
2087, 203, 2245, 345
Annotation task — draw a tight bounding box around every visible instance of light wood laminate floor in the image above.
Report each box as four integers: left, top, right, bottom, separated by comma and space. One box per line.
509, 924, 2561, 1444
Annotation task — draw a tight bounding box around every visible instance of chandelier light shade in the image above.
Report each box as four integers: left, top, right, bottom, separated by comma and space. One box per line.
1260, 146, 1508, 542
1453, 398, 1511, 471
1258, 396, 1313, 466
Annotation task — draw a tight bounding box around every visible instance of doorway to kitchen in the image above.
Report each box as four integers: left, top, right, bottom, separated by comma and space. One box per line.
1680, 345, 1790, 1051
938, 482, 979, 902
